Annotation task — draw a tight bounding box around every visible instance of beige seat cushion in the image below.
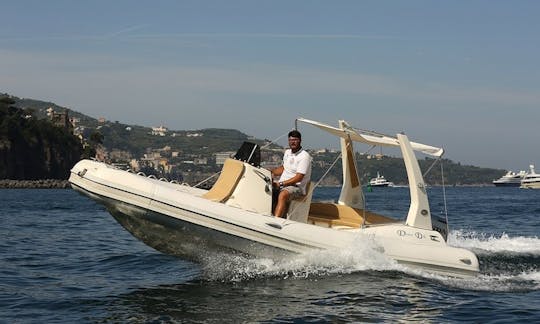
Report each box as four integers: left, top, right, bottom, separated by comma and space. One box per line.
202, 159, 245, 202
308, 202, 394, 228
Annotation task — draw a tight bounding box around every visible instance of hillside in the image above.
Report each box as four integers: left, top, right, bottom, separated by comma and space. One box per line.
95, 122, 259, 157
309, 151, 503, 186
0, 96, 82, 180
2, 92, 506, 185
5, 93, 267, 156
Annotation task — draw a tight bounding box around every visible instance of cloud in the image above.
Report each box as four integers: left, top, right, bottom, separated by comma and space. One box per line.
0, 32, 392, 43
125, 32, 395, 40
2, 47, 539, 169
0, 24, 151, 42
102, 24, 150, 39
1, 48, 539, 110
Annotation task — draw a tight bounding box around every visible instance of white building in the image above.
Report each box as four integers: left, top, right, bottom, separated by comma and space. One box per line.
215, 152, 235, 165
151, 126, 168, 136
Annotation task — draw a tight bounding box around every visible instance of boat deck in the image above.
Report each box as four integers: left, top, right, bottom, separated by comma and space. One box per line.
307, 202, 395, 228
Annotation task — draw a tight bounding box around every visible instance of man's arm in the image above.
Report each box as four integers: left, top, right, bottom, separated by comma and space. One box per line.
274, 173, 304, 188
271, 165, 284, 178
282, 173, 304, 186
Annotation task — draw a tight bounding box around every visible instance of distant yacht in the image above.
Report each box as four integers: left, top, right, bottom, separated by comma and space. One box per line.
369, 172, 394, 187
493, 170, 527, 187
520, 165, 540, 189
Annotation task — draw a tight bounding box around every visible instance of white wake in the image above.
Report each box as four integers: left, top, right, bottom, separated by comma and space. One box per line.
199, 234, 402, 281
198, 229, 539, 291
448, 230, 540, 254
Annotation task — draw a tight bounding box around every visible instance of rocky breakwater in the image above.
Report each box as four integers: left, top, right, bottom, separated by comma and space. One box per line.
0, 179, 70, 189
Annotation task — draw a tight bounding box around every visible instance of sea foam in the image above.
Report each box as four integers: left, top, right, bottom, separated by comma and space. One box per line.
199, 234, 401, 281
448, 230, 540, 254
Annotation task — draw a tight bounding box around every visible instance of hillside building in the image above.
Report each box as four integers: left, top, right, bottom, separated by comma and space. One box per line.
151, 126, 168, 136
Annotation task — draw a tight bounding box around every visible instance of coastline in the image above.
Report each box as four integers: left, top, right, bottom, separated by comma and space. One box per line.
0, 179, 70, 189
0, 180, 495, 189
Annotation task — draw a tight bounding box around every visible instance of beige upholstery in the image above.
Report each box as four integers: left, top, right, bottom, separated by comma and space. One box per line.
202, 159, 245, 202
308, 202, 394, 228
287, 182, 314, 223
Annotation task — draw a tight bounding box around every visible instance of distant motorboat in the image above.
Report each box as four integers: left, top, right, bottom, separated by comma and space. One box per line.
369, 172, 394, 187
520, 165, 540, 189
493, 170, 527, 187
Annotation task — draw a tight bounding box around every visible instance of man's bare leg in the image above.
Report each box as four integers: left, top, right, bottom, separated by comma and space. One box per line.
273, 190, 290, 218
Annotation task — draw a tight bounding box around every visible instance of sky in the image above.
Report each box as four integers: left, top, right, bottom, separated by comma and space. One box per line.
1, 0, 539, 171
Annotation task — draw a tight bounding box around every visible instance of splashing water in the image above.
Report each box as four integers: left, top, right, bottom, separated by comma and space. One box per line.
432, 229, 540, 291
195, 229, 540, 293
449, 229, 540, 254
198, 235, 401, 282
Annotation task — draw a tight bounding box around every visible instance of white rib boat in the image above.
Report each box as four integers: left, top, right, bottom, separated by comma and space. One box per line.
69, 118, 479, 277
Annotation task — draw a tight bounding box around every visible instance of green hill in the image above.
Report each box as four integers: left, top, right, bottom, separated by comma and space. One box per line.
96, 122, 256, 157
0, 96, 82, 180
1, 92, 506, 185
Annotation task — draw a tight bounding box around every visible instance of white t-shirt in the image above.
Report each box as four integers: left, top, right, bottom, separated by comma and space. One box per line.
278, 148, 312, 194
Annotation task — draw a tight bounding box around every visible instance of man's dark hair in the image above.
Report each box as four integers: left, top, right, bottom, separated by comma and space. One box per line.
288, 130, 302, 139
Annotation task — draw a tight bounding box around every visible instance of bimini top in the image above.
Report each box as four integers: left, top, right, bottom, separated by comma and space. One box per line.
296, 117, 445, 158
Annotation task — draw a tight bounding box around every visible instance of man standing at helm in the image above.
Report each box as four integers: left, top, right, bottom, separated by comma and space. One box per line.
271, 130, 312, 218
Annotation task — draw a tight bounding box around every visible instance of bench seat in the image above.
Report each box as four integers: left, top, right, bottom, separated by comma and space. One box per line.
307, 202, 395, 228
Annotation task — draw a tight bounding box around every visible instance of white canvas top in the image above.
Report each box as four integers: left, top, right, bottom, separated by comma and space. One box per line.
297, 117, 444, 157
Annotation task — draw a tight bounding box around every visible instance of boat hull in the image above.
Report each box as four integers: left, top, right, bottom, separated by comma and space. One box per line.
70, 182, 308, 262
493, 182, 521, 187
520, 182, 540, 189
520, 165, 540, 189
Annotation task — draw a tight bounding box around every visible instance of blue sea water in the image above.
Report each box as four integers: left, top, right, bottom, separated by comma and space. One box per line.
0, 187, 539, 323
